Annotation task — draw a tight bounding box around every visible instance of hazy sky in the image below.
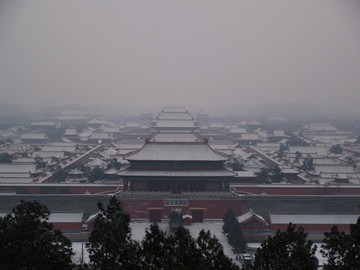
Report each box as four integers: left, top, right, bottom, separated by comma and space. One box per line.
0, 1, 360, 114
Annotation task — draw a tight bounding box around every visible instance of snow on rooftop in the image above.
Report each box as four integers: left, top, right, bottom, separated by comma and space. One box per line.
119, 169, 235, 177
237, 209, 267, 224
48, 212, 84, 223
125, 142, 228, 161
157, 112, 193, 120
150, 132, 201, 143
0, 163, 36, 173
155, 120, 196, 128
270, 213, 360, 225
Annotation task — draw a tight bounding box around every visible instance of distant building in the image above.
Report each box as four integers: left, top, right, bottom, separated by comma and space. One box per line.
119, 132, 235, 193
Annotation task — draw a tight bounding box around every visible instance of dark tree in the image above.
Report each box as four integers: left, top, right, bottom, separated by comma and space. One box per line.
0, 152, 12, 163
141, 223, 173, 269
294, 151, 302, 163
197, 229, 239, 270
288, 135, 310, 146
330, 144, 343, 154
169, 226, 203, 270
53, 167, 69, 182
88, 166, 106, 182
141, 224, 239, 270
86, 196, 142, 270
0, 200, 74, 270
256, 167, 272, 184
270, 166, 283, 183
223, 208, 247, 254
277, 143, 287, 158
34, 156, 47, 169
243, 223, 317, 270
256, 167, 283, 184
232, 158, 244, 171
107, 158, 121, 170
301, 156, 314, 171
321, 217, 360, 270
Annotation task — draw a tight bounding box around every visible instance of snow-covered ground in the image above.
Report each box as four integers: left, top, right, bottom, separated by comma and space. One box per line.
73, 221, 241, 266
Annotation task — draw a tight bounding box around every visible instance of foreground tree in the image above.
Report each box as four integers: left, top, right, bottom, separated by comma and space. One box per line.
244, 223, 317, 270
0, 200, 74, 270
86, 196, 141, 270
321, 217, 360, 270
223, 208, 247, 253
141, 224, 239, 270
197, 229, 239, 270
141, 223, 172, 269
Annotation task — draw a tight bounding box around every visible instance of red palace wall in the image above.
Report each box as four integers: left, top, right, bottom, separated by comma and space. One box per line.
120, 199, 242, 221
52, 223, 83, 230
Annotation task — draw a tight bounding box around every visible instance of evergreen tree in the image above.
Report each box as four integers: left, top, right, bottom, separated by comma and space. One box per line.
86, 196, 141, 270
197, 229, 239, 270
0, 152, 12, 163
243, 223, 317, 270
301, 156, 314, 171
321, 217, 360, 270
294, 151, 302, 163
88, 166, 106, 182
107, 158, 121, 170
330, 144, 343, 154
141, 224, 239, 270
223, 208, 247, 254
0, 200, 74, 270
141, 223, 173, 269
170, 226, 202, 270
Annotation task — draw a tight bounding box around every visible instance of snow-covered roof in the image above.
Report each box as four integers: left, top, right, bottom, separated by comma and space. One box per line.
119, 169, 235, 177
150, 133, 201, 143
32, 151, 64, 158
105, 168, 119, 174
86, 158, 107, 167
102, 148, 118, 156
64, 128, 77, 135
239, 134, 260, 140
69, 168, 83, 175
228, 127, 247, 134
90, 133, 111, 139
0, 177, 33, 184
288, 146, 328, 156
237, 209, 267, 224
30, 121, 57, 126
315, 165, 355, 174
270, 213, 359, 224
155, 120, 196, 128
42, 146, 76, 152
0, 163, 36, 173
125, 142, 229, 161
48, 212, 83, 223
21, 133, 47, 139
157, 112, 193, 120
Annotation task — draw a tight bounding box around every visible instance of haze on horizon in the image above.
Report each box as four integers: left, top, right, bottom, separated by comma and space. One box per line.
0, 1, 359, 115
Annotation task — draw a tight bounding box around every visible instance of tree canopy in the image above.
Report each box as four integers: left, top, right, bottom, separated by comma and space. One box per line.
243, 223, 317, 270
321, 217, 360, 270
223, 208, 247, 254
86, 196, 142, 270
0, 200, 74, 270
141, 223, 239, 270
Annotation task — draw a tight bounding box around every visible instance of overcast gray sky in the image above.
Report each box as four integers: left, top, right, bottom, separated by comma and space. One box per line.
0, 0, 359, 114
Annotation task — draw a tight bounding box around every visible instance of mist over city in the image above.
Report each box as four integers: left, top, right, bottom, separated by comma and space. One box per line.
1, 0, 360, 115
1, 1, 360, 269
